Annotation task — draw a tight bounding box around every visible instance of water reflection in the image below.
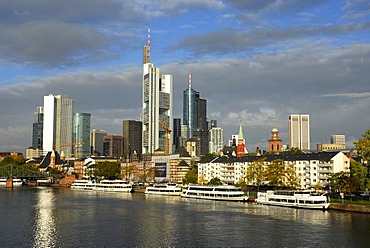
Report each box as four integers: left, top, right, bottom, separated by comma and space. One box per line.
32, 188, 56, 248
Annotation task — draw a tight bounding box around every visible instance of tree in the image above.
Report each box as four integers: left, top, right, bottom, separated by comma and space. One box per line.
264, 159, 286, 188
209, 177, 221, 185
183, 167, 198, 184
284, 164, 301, 189
329, 171, 350, 192
350, 160, 369, 191
94, 162, 121, 179
245, 158, 266, 192
354, 129, 370, 164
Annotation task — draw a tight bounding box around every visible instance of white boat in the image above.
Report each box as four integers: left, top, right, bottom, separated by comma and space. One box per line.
255, 190, 330, 210
181, 185, 248, 202
0, 178, 23, 186
71, 179, 133, 193
145, 183, 182, 196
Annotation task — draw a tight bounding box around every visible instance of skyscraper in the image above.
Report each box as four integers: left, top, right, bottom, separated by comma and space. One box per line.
74, 113, 91, 158
183, 74, 209, 156
289, 114, 310, 150
91, 129, 107, 156
142, 30, 173, 154
43, 94, 74, 155
209, 127, 223, 154
122, 120, 142, 160
32, 106, 43, 149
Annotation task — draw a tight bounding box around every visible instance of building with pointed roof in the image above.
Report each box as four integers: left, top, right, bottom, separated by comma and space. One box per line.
237, 123, 248, 157
268, 125, 282, 153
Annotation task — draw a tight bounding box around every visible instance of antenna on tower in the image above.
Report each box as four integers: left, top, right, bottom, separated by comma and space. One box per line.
188, 73, 192, 89
147, 27, 151, 63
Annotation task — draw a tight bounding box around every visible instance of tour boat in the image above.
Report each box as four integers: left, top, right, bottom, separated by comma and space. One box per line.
145, 183, 182, 196
0, 178, 23, 186
255, 190, 330, 210
71, 179, 133, 193
181, 185, 248, 202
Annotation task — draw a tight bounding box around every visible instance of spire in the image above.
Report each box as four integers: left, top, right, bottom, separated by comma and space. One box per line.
238, 122, 244, 140
188, 73, 192, 89
143, 27, 151, 64
147, 27, 150, 62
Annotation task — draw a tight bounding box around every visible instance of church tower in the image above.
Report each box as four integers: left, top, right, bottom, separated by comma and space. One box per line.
268, 125, 282, 153
237, 123, 248, 157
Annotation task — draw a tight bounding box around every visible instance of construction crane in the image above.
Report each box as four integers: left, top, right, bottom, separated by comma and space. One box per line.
54, 142, 85, 159
159, 120, 171, 155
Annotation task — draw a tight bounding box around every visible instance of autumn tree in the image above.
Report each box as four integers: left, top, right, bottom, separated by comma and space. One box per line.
183, 166, 198, 184
94, 162, 121, 179
354, 129, 370, 164
245, 158, 266, 192
264, 159, 286, 188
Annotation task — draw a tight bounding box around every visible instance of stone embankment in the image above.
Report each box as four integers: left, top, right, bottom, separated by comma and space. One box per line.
328, 203, 370, 214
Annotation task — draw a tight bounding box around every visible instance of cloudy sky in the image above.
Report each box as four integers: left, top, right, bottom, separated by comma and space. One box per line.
0, 0, 369, 153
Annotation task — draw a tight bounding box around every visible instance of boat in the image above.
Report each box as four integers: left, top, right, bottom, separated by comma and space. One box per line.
181, 185, 248, 202
255, 190, 330, 210
71, 179, 133, 193
0, 178, 23, 186
145, 183, 182, 196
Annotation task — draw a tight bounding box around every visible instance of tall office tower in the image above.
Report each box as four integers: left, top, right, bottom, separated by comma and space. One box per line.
91, 129, 107, 156
43, 94, 74, 155
288, 114, 310, 150
173, 118, 182, 151
74, 113, 91, 158
122, 120, 142, 160
208, 119, 217, 130
142, 30, 173, 154
209, 127, 223, 154
331, 134, 346, 146
103, 135, 123, 158
32, 106, 44, 149
183, 74, 209, 155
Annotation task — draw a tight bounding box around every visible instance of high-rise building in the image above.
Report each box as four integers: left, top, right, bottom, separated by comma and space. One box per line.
103, 135, 123, 158
122, 120, 142, 160
331, 134, 346, 146
173, 118, 182, 151
209, 127, 223, 154
43, 94, 74, 155
32, 106, 44, 149
289, 114, 310, 150
142, 31, 173, 154
183, 74, 209, 156
91, 129, 107, 156
74, 113, 91, 158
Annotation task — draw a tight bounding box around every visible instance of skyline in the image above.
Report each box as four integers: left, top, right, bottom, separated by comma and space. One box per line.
0, 0, 369, 153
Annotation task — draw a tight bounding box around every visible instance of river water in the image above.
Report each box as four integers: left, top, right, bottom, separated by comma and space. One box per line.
1, 187, 369, 248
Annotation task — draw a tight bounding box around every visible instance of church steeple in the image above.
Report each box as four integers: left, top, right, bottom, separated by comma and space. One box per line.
238, 122, 244, 140
237, 122, 248, 157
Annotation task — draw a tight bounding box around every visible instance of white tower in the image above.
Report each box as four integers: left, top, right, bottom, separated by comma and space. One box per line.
288, 114, 310, 150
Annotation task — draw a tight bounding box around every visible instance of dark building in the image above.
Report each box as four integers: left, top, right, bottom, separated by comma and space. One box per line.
173, 118, 182, 151
122, 120, 142, 160
103, 135, 123, 158
32, 106, 44, 149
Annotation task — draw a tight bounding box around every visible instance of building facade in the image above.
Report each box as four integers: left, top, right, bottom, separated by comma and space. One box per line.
74, 113, 91, 158
288, 114, 310, 150
122, 120, 142, 160
198, 152, 350, 189
42, 94, 74, 155
331, 134, 346, 146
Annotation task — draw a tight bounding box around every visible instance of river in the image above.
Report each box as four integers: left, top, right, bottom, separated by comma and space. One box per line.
1, 187, 369, 247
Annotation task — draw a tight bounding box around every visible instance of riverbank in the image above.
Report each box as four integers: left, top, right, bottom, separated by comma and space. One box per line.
328, 202, 370, 214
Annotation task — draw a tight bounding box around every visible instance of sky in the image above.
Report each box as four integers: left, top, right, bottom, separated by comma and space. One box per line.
0, 0, 369, 153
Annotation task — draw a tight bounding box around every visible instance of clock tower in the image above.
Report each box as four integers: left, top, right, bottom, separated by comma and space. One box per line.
268, 125, 282, 153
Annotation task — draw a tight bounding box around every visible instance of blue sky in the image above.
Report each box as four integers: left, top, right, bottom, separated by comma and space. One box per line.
0, 0, 369, 153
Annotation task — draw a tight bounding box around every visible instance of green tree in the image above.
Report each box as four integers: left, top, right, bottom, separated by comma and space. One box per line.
354, 129, 370, 163
22, 163, 39, 171
350, 160, 369, 191
280, 147, 302, 155
329, 171, 350, 192
245, 158, 266, 192
183, 166, 198, 184
284, 164, 300, 189
264, 159, 286, 188
94, 162, 121, 179
209, 177, 221, 185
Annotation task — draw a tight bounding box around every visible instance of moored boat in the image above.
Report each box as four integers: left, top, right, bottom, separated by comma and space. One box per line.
181, 185, 248, 202
255, 190, 330, 210
145, 183, 182, 196
0, 178, 23, 186
71, 179, 133, 193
